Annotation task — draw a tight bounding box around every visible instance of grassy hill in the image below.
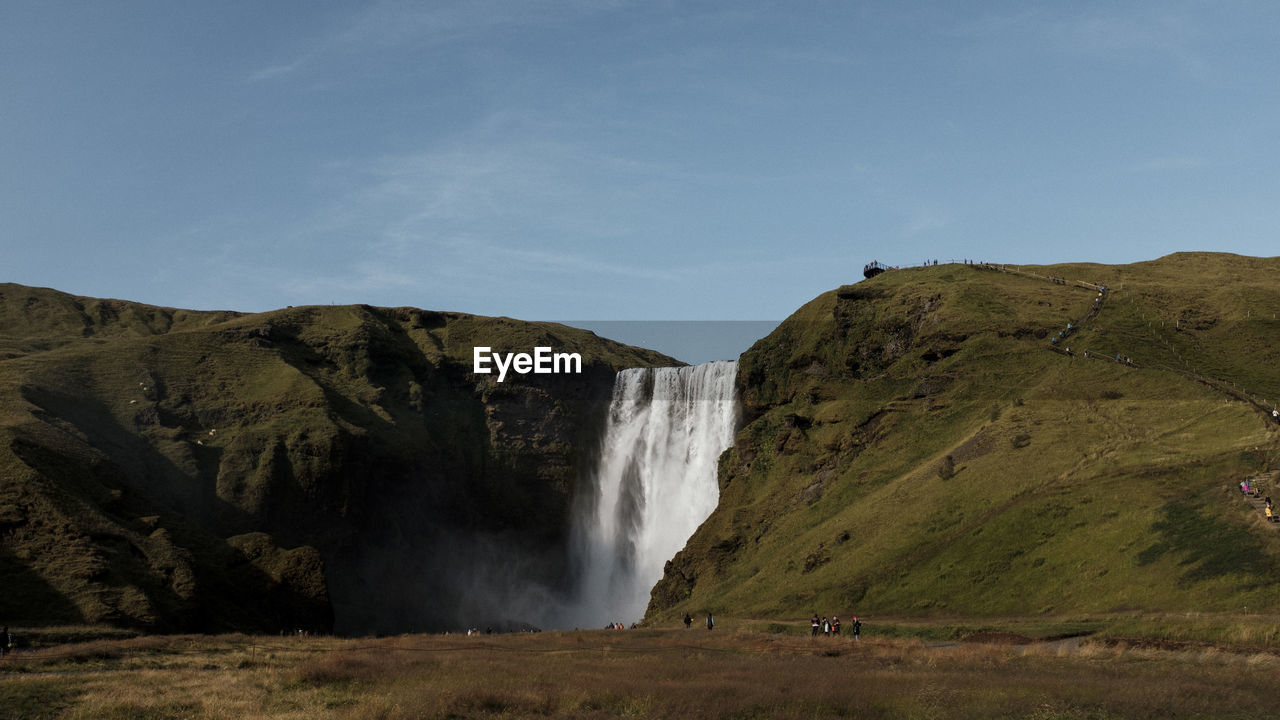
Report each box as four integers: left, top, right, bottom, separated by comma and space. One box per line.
0, 283, 675, 634
649, 252, 1280, 622
8, 252, 1279, 637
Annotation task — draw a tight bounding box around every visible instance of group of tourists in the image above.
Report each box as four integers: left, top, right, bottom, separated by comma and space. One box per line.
1238, 480, 1279, 523
917, 259, 998, 268
810, 613, 860, 639
682, 613, 715, 630
1068, 348, 1135, 366
1020, 271, 1116, 360
1050, 321, 1075, 348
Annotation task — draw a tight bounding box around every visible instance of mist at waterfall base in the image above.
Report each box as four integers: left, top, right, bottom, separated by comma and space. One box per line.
445, 361, 739, 632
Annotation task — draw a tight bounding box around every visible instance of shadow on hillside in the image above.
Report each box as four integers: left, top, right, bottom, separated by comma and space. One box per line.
1136, 499, 1279, 588
8, 406, 333, 633
0, 547, 85, 627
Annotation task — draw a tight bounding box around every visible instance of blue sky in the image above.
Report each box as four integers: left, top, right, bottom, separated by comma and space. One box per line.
3, 1, 1278, 359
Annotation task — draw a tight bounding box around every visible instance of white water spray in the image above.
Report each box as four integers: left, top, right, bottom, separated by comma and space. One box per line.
566, 360, 738, 626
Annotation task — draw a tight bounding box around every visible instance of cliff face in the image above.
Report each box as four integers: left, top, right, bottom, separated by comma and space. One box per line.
649, 254, 1280, 623
0, 284, 675, 634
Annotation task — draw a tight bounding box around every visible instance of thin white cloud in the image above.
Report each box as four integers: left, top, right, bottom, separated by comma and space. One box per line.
247, 0, 630, 83
361, 139, 648, 245
246, 58, 310, 83
1124, 156, 1211, 173
494, 242, 685, 282
1054, 11, 1194, 55
950, 5, 1212, 79
902, 210, 949, 238
251, 125, 707, 310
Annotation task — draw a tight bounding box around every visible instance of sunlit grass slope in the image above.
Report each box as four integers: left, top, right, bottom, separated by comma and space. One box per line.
650, 253, 1280, 622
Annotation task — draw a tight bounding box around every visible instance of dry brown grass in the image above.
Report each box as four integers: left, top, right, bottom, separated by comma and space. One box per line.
2, 628, 1279, 718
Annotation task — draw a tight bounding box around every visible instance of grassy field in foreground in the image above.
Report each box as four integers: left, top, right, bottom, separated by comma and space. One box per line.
3, 619, 1280, 719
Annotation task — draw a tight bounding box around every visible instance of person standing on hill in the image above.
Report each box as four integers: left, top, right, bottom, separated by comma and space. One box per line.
706, 613, 715, 631
852, 617, 862, 640
811, 613, 820, 637
683, 613, 692, 629
832, 616, 841, 636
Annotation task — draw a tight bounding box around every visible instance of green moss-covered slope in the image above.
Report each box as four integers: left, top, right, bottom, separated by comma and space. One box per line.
649, 252, 1280, 621
0, 283, 675, 634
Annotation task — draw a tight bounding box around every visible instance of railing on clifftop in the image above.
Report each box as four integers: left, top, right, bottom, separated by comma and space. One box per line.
863, 260, 888, 279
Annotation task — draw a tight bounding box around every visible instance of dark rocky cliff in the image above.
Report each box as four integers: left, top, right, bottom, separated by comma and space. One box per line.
0, 284, 675, 634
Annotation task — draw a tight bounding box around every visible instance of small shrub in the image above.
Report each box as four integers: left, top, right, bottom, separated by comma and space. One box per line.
802, 548, 830, 574
938, 455, 955, 480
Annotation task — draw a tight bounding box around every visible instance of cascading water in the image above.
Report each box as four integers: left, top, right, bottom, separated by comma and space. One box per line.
566, 360, 738, 626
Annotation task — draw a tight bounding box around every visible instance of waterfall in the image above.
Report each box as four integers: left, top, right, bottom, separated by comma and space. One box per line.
566, 360, 738, 627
